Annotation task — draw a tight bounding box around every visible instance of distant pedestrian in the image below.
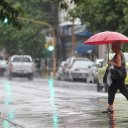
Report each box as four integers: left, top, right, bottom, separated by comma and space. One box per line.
103, 43, 128, 113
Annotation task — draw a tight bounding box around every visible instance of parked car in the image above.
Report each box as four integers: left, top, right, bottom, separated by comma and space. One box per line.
0, 59, 8, 76
67, 60, 98, 82
63, 56, 90, 81
56, 61, 66, 80
96, 52, 128, 92
7, 55, 35, 80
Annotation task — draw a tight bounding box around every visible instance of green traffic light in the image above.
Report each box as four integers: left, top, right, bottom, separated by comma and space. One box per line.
48, 46, 54, 51
2, 16, 11, 24
3, 17, 8, 23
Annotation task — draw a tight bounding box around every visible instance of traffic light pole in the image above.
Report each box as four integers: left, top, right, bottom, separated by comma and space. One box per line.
18, 16, 56, 76
72, 19, 75, 56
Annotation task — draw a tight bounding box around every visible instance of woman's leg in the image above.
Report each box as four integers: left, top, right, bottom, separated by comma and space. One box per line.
102, 82, 118, 113
119, 80, 128, 100
108, 82, 118, 109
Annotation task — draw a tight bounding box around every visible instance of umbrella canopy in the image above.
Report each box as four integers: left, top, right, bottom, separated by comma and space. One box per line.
84, 31, 128, 60
84, 31, 128, 45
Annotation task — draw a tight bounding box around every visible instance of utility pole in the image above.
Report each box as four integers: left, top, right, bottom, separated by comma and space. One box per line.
72, 19, 76, 56
53, 0, 60, 65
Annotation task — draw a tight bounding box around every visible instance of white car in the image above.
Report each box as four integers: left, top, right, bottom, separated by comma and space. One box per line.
63, 56, 90, 81
8, 55, 35, 80
68, 60, 98, 83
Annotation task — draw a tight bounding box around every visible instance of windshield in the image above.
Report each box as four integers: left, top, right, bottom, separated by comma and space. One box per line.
12, 57, 31, 62
72, 61, 94, 68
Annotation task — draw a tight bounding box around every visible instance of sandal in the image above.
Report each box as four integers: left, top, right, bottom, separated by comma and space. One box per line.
102, 108, 114, 113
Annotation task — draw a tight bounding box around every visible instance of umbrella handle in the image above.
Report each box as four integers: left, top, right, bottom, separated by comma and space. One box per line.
107, 44, 109, 60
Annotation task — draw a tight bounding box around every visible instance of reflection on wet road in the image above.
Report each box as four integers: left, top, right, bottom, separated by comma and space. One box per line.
2, 80, 15, 128
48, 77, 58, 128
0, 77, 128, 128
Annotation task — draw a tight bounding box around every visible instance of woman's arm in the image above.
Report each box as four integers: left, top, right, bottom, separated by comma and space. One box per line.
107, 53, 122, 67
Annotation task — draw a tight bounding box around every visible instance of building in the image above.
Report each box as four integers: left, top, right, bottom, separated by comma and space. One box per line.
58, 0, 106, 60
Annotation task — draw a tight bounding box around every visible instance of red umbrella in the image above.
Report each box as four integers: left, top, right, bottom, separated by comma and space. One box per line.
84, 31, 128, 45
84, 31, 128, 58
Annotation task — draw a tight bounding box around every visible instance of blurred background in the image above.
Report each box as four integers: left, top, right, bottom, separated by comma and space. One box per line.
0, 0, 128, 78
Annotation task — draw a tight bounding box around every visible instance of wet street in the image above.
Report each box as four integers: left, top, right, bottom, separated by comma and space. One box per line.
0, 77, 128, 128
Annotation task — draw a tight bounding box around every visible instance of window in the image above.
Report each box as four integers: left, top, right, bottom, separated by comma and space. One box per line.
12, 57, 31, 62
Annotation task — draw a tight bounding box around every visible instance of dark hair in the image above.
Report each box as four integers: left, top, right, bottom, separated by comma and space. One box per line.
112, 43, 122, 50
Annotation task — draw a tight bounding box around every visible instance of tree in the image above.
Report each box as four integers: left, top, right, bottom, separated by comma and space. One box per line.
66, 0, 128, 51
0, 0, 21, 29
0, 0, 56, 58
68, 0, 128, 34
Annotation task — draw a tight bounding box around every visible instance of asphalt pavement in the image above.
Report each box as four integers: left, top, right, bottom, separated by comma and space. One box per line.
0, 77, 128, 128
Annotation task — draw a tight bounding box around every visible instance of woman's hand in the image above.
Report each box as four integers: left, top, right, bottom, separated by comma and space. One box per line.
107, 60, 114, 65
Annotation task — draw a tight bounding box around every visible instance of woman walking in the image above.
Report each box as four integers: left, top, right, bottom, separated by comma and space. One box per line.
103, 43, 128, 113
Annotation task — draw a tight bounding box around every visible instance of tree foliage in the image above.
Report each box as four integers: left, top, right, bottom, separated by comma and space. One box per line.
0, 0, 21, 29
67, 0, 128, 51
0, 0, 57, 58
68, 0, 128, 33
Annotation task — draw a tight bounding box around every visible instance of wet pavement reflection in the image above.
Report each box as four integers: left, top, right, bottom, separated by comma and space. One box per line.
0, 77, 128, 128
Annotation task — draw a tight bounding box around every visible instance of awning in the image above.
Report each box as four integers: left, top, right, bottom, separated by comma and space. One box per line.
75, 43, 96, 54
76, 30, 93, 37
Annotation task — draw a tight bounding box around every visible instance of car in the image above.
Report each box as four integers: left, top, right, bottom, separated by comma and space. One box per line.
56, 61, 66, 80
7, 55, 35, 80
96, 52, 128, 92
67, 60, 98, 82
63, 56, 90, 81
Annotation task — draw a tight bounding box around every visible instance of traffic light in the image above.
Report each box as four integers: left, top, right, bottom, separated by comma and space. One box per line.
1, 14, 11, 24
45, 41, 54, 52
3, 17, 8, 23
48, 45, 54, 51
0, 1, 22, 30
